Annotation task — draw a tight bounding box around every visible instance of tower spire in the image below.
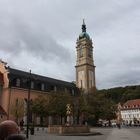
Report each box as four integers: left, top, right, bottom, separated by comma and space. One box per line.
82, 19, 86, 32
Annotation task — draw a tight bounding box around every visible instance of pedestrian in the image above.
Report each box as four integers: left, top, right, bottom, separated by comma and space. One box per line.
0, 120, 20, 140
117, 123, 121, 129
19, 120, 24, 131
6, 134, 26, 140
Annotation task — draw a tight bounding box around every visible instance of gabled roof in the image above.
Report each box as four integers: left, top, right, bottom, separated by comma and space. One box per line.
122, 99, 140, 110
0, 106, 7, 115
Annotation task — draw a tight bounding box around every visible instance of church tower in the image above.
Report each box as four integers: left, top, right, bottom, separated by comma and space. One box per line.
75, 20, 96, 93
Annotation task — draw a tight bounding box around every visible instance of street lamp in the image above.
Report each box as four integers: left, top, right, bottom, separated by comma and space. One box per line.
72, 93, 77, 125
72, 102, 75, 125
26, 70, 31, 139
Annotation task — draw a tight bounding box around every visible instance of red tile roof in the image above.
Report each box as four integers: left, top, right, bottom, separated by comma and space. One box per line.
0, 106, 7, 115
122, 99, 140, 109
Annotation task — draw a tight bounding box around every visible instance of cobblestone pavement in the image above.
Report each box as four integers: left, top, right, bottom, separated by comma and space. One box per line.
22, 127, 140, 140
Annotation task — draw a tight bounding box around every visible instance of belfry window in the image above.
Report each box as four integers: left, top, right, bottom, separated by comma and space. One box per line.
79, 47, 83, 57
88, 48, 92, 57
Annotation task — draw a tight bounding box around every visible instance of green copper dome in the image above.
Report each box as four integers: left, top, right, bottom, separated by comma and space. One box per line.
79, 32, 90, 39
79, 19, 90, 40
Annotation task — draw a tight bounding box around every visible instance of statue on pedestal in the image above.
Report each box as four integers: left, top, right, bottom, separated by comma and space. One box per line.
66, 104, 72, 126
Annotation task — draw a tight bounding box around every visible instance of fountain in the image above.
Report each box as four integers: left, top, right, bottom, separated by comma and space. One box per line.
48, 104, 90, 135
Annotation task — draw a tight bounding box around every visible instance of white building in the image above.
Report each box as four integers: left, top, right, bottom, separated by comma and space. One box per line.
121, 99, 140, 125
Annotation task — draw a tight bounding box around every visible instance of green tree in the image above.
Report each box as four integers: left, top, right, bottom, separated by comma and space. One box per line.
80, 88, 117, 125
48, 92, 72, 124
100, 98, 117, 124
73, 94, 87, 124
99, 85, 140, 104
31, 95, 49, 126
86, 90, 104, 124
11, 98, 24, 124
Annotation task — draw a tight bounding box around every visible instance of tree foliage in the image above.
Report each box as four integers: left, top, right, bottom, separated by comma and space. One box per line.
11, 98, 24, 124
31, 95, 49, 117
99, 85, 140, 103
80, 88, 117, 124
47, 92, 72, 116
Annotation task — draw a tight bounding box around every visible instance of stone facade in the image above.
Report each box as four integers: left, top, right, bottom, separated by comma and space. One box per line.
75, 21, 96, 93
48, 125, 90, 134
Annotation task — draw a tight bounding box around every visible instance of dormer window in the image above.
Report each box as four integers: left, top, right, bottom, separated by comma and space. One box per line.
124, 105, 127, 108
41, 83, 45, 91
16, 78, 20, 87
72, 89, 75, 96
31, 81, 34, 89
54, 86, 57, 92
65, 88, 67, 93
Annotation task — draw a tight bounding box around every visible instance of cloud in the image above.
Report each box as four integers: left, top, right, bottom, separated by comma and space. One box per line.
0, 0, 140, 89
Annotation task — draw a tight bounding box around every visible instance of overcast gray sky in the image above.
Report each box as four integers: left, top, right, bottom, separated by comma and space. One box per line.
0, 0, 140, 89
